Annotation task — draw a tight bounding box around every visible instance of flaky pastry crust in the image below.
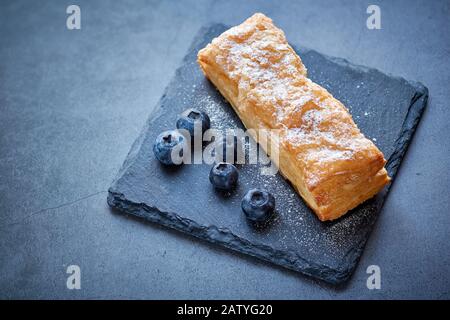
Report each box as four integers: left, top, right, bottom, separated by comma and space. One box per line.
198, 13, 390, 221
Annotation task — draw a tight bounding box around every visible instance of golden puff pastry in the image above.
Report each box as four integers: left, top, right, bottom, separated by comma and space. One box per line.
198, 13, 390, 221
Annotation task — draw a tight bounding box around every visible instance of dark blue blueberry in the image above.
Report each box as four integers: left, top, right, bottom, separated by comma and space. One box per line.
209, 162, 239, 191
241, 189, 275, 224
176, 108, 210, 137
153, 130, 185, 165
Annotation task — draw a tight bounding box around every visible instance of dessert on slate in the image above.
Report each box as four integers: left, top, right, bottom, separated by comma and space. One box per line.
197, 13, 391, 221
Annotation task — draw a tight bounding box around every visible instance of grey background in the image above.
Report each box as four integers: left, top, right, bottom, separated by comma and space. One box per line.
0, 0, 449, 299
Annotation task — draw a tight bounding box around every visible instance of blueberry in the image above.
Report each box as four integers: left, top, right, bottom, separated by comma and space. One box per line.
209, 162, 239, 191
176, 108, 210, 137
241, 189, 275, 224
153, 130, 185, 165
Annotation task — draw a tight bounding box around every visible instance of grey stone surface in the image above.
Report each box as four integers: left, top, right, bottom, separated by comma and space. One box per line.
108, 24, 427, 285
0, 0, 449, 299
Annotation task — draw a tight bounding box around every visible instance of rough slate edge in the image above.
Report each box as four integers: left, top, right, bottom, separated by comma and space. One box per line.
107, 24, 428, 285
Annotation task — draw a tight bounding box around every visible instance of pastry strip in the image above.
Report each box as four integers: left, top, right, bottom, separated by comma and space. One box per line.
198, 13, 390, 221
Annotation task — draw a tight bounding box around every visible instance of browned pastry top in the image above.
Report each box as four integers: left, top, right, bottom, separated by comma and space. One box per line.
198, 13, 390, 220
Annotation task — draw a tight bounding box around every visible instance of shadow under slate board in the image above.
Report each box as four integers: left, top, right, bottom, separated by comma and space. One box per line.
107, 24, 428, 284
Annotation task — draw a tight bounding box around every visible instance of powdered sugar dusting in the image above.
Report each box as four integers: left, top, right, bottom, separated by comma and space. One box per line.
199, 13, 386, 190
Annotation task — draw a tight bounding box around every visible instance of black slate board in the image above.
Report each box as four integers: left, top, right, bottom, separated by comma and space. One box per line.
107, 24, 428, 284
